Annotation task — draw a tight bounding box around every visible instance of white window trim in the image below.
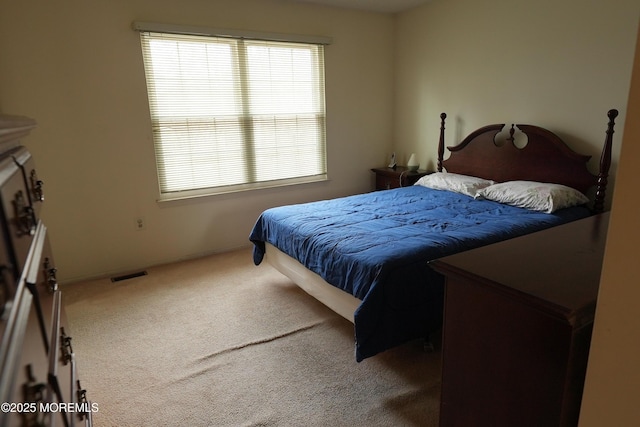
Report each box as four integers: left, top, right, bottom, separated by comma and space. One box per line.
132, 21, 332, 46
134, 22, 331, 201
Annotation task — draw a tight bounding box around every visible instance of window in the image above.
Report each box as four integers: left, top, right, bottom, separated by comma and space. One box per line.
138, 28, 328, 199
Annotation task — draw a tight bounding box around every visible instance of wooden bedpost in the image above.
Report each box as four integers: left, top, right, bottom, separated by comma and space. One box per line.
593, 108, 619, 214
437, 113, 447, 172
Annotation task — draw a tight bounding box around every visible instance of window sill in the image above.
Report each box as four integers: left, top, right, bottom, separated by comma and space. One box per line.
156, 174, 329, 203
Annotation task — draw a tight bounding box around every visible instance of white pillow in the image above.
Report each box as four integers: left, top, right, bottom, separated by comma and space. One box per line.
414, 172, 495, 197
476, 181, 590, 213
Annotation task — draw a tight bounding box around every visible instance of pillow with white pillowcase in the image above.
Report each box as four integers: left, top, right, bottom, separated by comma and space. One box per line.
476, 180, 590, 213
414, 172, 495, 198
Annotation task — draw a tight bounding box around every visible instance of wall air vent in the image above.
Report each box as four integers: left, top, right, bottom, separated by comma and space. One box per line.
110, 270, 148, 282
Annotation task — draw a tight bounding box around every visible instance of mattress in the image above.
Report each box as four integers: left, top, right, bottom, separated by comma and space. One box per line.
250, 185, 590, 360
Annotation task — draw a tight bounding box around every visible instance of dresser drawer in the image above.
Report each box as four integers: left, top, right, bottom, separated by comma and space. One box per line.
11, 147, 44, 220
375, 173, 398, 190
0, 157, 37, 275
24, 222, 56, 352
0, 288, 49, 427
0, 230, 18, 347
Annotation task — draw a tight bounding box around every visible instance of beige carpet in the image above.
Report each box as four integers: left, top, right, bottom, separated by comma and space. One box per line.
62, 248, 441, 426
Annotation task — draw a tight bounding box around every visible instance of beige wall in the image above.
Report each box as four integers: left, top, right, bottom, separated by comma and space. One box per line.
395, 0, 639, 183
1, 0, 638, 286
579, 18, 640, 426
0, 0, 395, 281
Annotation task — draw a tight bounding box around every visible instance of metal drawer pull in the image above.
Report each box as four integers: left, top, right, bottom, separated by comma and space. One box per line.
0, 265, 10, 319
13, 190, 36, 236
44, 257, 58, 292
30, 169, 44, 202
24, 364, 46, 402
60, 327, 73, 365
23, 364, 47, 427
76, 380, 90, 421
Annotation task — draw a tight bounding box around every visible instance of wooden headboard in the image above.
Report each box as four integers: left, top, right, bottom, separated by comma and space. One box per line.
436, 109, 618, 214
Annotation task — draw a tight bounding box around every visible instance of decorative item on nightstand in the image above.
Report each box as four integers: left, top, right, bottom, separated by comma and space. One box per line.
388, 152, 397, 169
407, 153, 419, 171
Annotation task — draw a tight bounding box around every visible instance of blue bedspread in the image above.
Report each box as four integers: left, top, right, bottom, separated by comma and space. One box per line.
249, 185, 590, 361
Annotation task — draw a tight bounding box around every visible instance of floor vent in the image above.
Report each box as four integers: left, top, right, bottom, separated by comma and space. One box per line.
110, 271, 148, 283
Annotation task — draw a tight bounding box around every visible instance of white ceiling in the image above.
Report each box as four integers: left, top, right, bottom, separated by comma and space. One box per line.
291, 0, 431, 13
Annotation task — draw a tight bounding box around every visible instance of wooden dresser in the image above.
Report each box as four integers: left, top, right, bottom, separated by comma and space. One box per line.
0, 115, 92, 426
430, 213, 609, 427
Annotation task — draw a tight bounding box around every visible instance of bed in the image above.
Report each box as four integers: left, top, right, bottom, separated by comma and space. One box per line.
249, 109, 619, 362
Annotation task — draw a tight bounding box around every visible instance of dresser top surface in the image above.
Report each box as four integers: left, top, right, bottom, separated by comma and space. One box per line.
431, 212, 610, 319
0, 114, 36, 149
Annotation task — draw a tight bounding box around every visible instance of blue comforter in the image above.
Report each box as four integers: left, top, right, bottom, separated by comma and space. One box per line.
249, 185, 590, 361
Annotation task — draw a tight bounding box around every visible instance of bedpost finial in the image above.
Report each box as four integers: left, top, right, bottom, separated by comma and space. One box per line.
593, 108, 618, 214
437, 113, 447, 172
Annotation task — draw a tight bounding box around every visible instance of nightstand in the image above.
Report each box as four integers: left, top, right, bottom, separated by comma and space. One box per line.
371, 166, 429, 190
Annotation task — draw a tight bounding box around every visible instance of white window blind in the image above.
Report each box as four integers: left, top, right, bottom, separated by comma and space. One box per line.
138, 30, 328, 199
